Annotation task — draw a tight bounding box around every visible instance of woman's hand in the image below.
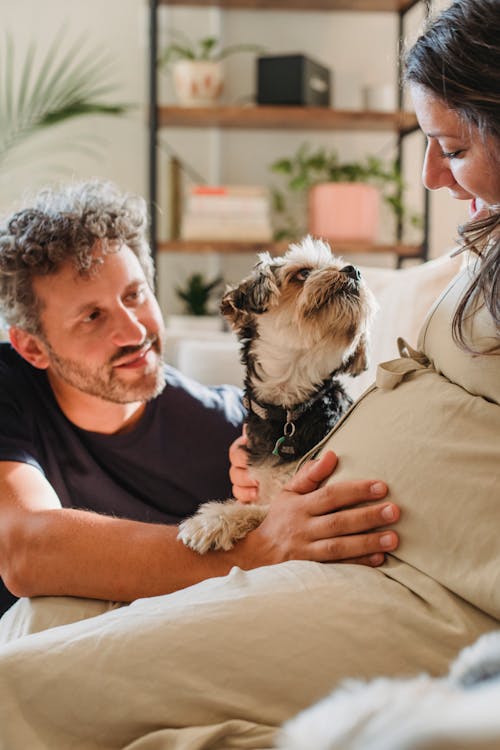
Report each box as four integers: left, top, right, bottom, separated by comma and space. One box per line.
232, 443, 400, 567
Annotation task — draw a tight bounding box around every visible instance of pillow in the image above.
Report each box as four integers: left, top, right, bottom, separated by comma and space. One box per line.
347, 253, 463, 399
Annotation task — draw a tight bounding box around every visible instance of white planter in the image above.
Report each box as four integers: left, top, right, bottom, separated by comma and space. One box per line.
166, 314, 224, 332
361, 83, 396, 112
172, 60, 224, 107
164, 315, 228, 368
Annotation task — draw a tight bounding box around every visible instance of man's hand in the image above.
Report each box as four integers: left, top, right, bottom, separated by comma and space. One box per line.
230, 437, 399, 567
229, 430, 259, 503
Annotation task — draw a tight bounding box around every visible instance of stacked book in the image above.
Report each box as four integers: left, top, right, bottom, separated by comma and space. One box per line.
180, 185, 273, 242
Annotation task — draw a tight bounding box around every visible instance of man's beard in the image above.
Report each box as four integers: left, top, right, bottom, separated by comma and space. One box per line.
43, 334, 166, 404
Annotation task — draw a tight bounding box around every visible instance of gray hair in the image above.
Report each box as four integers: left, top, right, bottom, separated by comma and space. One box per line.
0, 179, 154, 335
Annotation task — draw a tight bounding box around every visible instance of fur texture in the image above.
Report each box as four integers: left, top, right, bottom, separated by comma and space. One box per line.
278, 630, 500, 750
177, 237, 377, 553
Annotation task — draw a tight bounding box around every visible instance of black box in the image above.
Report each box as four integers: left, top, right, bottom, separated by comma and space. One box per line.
257, 54, 331, 107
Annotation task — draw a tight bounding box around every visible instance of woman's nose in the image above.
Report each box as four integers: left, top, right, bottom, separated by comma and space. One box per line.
422, 140, 456, 191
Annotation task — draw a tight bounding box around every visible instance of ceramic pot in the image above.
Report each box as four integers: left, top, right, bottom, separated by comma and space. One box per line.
166, 314, 224, 332
172, 60, 224, 107
361, 83, 396, 112
308, 182, 380, 243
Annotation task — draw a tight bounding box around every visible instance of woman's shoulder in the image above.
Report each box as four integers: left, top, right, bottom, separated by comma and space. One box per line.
418, 262, 499, 404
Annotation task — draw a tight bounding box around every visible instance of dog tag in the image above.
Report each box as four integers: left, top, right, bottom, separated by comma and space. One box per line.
272, 436, 286, 456
279, 442, 296, 457
272, 420, 296, 457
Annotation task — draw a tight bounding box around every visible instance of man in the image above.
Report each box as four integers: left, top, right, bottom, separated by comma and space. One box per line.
0, 179, 399, 617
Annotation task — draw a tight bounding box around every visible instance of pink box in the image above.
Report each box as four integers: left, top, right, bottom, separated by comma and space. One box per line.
308, 183, 379, 242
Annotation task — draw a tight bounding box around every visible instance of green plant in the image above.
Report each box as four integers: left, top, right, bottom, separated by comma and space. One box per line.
158, 30, 263, 70
270, 143, 421, 241
175, 273, 224, 316
0, 29, 131, 171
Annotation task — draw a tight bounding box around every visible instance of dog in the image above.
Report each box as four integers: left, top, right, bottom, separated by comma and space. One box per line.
278, 630, 500, 750
177, 236, 377, 554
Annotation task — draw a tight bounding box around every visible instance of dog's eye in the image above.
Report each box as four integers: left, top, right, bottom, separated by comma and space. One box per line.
294, 268, 311, 282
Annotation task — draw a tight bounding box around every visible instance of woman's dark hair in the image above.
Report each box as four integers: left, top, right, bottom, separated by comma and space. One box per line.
404, 0, 500, 352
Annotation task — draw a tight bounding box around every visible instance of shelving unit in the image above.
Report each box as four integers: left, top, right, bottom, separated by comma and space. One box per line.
157, 105, 418, 131
148, 0, 430, 263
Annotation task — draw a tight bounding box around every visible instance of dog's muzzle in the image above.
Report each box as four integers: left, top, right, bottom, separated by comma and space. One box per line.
341, 265, 362, 282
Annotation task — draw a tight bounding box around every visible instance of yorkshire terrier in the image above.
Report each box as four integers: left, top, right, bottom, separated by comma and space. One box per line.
177, 236, 377, 553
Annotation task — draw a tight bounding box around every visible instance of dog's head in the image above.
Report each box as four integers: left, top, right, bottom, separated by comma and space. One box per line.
221, 236, 377, 379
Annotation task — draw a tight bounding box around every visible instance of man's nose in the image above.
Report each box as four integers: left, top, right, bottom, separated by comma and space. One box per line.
111, 306, 146, 346
422, 140, 456, 191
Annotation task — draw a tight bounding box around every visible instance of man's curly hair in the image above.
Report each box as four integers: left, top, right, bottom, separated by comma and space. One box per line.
0, 179, 154, 335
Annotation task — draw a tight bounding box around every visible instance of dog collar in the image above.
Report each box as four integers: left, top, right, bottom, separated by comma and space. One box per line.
243, 379, 334, 457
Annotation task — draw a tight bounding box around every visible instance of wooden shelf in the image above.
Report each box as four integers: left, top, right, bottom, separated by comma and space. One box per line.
158, 1, 418, 11
158, 239, 424, 258
158, 105, 418, 133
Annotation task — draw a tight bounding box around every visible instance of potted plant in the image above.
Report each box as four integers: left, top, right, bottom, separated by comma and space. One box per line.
0, 31, 130, 176
269, 143, 420, 243
170, 273, 223, 329
158, 31, 263, 107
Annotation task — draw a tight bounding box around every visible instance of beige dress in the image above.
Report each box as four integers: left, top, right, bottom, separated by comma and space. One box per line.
0, 267, 498, 750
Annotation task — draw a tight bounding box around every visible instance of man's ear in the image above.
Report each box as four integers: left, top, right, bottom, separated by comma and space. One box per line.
9, 327, 50, 370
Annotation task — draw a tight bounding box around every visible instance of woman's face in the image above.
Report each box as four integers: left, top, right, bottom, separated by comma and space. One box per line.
411, 83, 500, 220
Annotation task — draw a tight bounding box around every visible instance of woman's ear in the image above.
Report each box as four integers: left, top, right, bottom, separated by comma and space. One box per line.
9, 327, 50, 369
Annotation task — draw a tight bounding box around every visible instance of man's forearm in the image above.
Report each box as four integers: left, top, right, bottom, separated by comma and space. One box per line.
2, 453, 399, 602
5, 507, 259, 602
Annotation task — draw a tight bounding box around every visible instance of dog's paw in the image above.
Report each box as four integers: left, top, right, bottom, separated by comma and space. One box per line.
177, 500, 269, 554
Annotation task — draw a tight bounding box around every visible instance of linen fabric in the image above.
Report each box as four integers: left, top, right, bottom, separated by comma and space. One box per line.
306, 265, 500, 619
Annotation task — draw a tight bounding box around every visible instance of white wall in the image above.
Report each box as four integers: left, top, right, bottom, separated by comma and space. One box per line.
1, 0, 465, 321
0, 0, 148, 211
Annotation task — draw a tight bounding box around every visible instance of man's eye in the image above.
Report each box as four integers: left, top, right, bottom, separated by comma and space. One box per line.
294, 268, 311, 282
126, 287, 146, 304
83, 310, 101, 323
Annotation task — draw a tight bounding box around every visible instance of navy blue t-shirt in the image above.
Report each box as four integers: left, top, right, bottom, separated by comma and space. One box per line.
0, 343, 245, 615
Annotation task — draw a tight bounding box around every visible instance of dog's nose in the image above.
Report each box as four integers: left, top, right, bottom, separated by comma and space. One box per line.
341, 265, 362, 281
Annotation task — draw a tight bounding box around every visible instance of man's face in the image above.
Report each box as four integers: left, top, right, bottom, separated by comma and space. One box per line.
32, 244, 166, 404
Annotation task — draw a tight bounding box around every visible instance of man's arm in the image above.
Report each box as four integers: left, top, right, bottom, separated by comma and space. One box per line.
0, 454, 399, 603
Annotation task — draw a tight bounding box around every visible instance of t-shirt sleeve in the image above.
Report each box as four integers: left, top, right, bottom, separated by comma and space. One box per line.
0, 366, 44, 472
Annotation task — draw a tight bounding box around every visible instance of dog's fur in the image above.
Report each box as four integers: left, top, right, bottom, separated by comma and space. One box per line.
177, 236, 377, 553
278, 630, 500, 750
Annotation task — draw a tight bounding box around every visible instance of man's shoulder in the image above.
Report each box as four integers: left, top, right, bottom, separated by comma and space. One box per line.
0, 342, 31, 378
0, 342, 46, 401
158, 364, 245, 425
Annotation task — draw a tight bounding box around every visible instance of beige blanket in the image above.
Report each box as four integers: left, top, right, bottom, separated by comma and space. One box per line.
0, 559, 497, 750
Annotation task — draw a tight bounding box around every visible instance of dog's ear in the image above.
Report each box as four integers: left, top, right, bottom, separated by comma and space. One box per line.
341, 334, 369, 376
220, 261, 281, 330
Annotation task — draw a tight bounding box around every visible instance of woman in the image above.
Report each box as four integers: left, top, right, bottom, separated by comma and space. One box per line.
0, 2, 498, 749
405, 0, 499, 348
